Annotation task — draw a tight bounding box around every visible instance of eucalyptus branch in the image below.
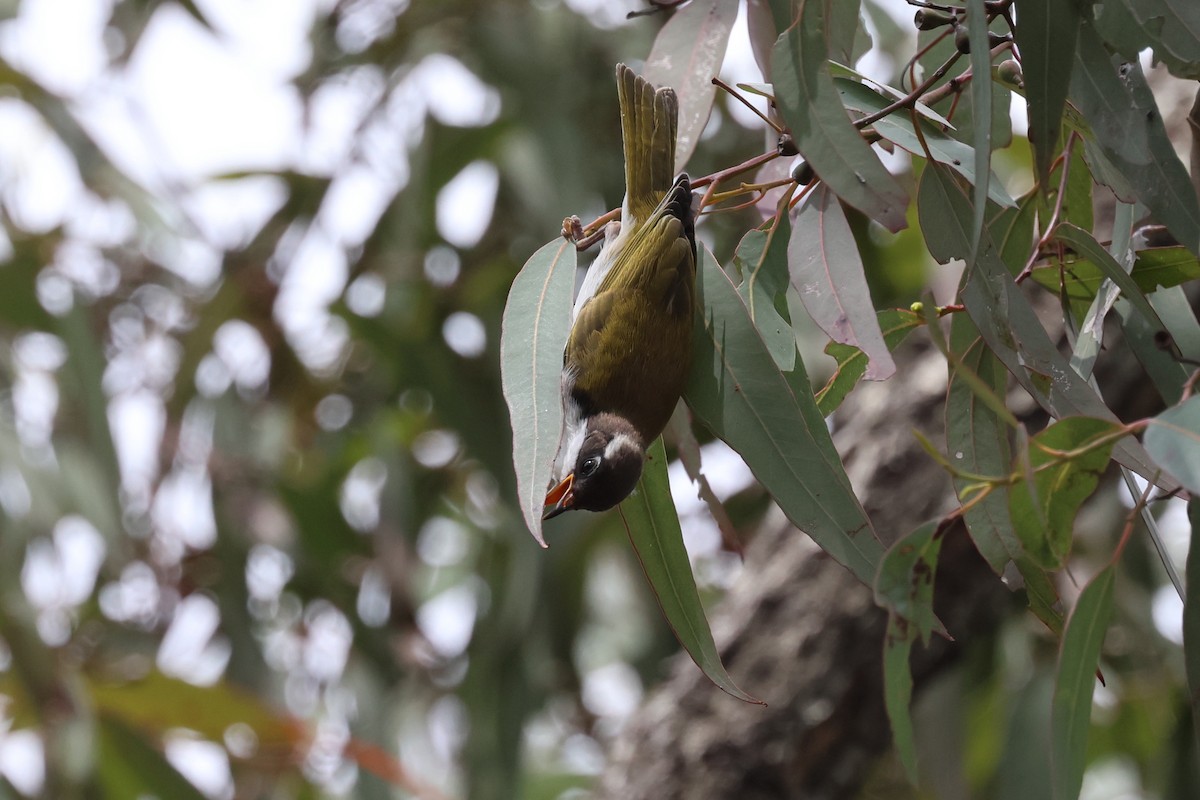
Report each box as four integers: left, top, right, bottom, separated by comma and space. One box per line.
712, 77, 783, 133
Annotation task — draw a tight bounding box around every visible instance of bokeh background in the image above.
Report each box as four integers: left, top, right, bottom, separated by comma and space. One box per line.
0, 1, 1196, 799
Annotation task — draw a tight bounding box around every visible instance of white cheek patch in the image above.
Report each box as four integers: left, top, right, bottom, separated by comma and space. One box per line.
604, 433, 639, 461
555, 425, 587, 482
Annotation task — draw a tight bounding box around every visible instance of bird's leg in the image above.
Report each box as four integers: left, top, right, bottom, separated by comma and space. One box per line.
562, 208, 621, 252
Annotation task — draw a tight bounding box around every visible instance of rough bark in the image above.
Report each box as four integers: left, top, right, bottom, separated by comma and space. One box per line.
598, 326, 1157, 799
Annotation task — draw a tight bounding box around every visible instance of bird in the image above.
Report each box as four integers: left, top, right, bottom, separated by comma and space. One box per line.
543, 63, 697, 519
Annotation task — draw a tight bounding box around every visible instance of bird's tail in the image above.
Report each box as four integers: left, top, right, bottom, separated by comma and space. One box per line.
616, 63, 678, 224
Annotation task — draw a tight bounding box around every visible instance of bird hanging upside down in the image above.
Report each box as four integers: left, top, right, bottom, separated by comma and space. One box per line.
543, 64, 697, 519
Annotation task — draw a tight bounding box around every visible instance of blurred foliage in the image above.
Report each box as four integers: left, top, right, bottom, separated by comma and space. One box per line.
0, 1, 1198, 800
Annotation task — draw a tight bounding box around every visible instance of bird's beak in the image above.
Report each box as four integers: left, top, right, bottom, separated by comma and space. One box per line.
543, 474, 575, 520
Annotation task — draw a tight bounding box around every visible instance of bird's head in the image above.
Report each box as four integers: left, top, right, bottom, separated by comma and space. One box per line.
543, 412, 644, 519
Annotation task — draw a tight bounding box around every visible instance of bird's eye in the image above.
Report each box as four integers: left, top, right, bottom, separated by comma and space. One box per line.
580, 456, 601, 477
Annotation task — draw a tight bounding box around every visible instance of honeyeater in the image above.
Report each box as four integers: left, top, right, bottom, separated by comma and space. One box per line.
543, 63, 697, 519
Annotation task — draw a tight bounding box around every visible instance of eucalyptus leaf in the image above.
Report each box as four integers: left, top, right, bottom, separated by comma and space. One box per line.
1008, 417, 1122, 571
500, 238, 577, 546
619, 437, 760, 703
685, 247, 883, 585
1185, 500, 1200, 756
643, 0, 739, 172
815, 308, 922, 416
1052, 565, 1115, 800
734, 219, 797, 372
884, 614, 919, 783
1145, 396, 1200, 494
1014, 0, 1081, 188
875, 521, 943, 645
1093, 0, 1200, 80
790, 184, 895, 381
771, 0, 909, 232
964, 0, 991, 259
918, 164, 1166, 486
1070, 19, 1200, 255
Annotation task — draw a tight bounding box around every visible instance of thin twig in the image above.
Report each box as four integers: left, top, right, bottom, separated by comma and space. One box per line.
1016, 131, 1079, 283
712, 77, 783, 133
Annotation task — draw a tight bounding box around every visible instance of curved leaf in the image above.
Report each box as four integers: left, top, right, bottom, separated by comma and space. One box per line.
1145, 396, 1200, 493
1054, 223, 1164, 331
733, 220, 796, 371
619, 437, 760, 704
1008, 417, 1122, 571
1014, 0, 1081, 188
790, 184, 895, 380
964, 0, 991, 258
883, 615, 918, 783
643, 0, 739, 173
815, 308, 921, 416
500, 238, 577, 546
1070, 19, 1200, 255
771, 0, 909, 232
875, 521, 943, 645
684, 247, 882, 585
917, 164, 1168, 487
1052, 565, 1115, 800
1094, 0, 1200, 80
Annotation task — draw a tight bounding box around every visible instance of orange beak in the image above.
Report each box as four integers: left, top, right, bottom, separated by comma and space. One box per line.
543, 473, 575, 520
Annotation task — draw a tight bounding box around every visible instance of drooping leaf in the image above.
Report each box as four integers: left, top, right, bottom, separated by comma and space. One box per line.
1018, 555, 1067, 637
664, 404, 741, 555
815, 308, 922, 416
834, 79, 1015, 208
500, 238, 577, 546
1014, 0, 1081, 188
790, 184, 895, 380
1116, 293, 1191, 406
619, 437, 760, 704
964, 0, 991, 259
1029, 246, 1200, 300
771, 0, 909, 232
1093, 0, 1200, 80
1145, 396, 1200, 494
875, 521, 943, 645
918, 164, 1165, 485
946, 315, 1018, 575
1184, 500, 1200, 757
1052, 565, 1115, 800
1070, 19, 1200, 255
684, 247, 883, 585
733, 218, 796, 371
1008, 417, 1122, 571
883, 614, 918, 783
643, 0, 739, 172
1054, 223, 1164, 331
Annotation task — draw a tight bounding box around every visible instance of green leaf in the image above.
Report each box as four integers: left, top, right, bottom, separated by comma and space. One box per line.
883, 614, 918, 783
964, 0, 992, 259
684, 247, 883, 585
815, 308, 921, 416
1145, 396, 1200, 493
643, 0, 739, 172
1070, 19, 1200, 255
1052, 565, 1115, 800
771, 0, 909, 232
1185, 500, 1200, 759
917, 163, 1164, 484
1008, 417, 1122, 571
733, 220, 796, 372
834, 78, 1015, 208
1014, 0, 1081, 188
499, 238, 577, 546
947, 315, 1018, 574
1018, 555, 1066, 637
875, 521, 943, 645
619, 437, 761, 704
1094, 0, 1200, 80
1029, 246, 1200, 300
1054, 223, 1164, 331
790, 184, 895, 380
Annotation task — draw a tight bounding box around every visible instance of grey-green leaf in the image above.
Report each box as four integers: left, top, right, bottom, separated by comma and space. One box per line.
643, 0, 739, 172
790, 184, 895, 380
964, 0, 991, 258
620, 437, 761, 704
875, 521, 943, 645
1184, 499, 1200, 756
1070, 18, 1200, 255
500, 238, 577, 546
1014, 0, 1081, 188
1052, 565, 1115, 800
1145, 396, 1200, 494
917, 164, 1167, 486
771, 0, 909, 232
1093, 0, 1200, 81
883, 614, 918, 783
685, 246, 883, 585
